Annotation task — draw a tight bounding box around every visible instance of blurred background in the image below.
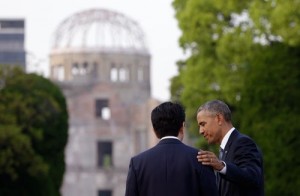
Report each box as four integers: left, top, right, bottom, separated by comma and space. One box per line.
0, 0, 182, 102
0, 0, 299, 196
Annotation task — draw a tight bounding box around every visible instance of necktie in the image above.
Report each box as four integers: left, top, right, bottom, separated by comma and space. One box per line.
216, 147, 224, 190
219, 147, 224, 160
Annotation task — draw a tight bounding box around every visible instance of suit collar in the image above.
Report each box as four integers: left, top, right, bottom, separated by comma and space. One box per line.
220, 127, 235, 149
219, 129, 239, 160
158, 138, 182, 145
161, 136, 180, 141
224, 129, 239, 151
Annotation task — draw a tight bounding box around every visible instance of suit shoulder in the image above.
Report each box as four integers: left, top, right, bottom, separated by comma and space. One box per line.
232, 132, 263, 155
236, 132, 257, 145
233, 130, 256, 144
181, 142, 199, 153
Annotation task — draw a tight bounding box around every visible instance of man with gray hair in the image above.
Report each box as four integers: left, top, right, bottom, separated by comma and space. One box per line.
196, 100, 264, 196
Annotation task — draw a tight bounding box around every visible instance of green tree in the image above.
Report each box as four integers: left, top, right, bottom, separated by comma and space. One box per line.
171, 0, 255, 135
171, 0, 300, 195
237, 43, 300, 195
0, 65, 68, 196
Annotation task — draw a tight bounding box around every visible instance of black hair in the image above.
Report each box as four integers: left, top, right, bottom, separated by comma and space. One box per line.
151, 101, 185, 138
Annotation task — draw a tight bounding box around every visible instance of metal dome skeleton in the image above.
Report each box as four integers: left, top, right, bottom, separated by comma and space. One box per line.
51, 9, 149, 54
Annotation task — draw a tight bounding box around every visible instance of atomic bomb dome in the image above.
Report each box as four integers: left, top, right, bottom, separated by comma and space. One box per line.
51, 8, 149, 54
49, 8, 155, 196
49, 8, 151, 82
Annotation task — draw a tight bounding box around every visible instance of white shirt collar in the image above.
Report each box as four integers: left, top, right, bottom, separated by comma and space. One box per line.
220, 127, 235, 149
160, 136, 180, 140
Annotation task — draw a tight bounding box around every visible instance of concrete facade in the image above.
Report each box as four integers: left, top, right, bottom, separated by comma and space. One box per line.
50, 48, 159, 196
49, 9, 162, 196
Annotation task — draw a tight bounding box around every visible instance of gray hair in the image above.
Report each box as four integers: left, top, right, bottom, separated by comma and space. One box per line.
197, 100, 232, 122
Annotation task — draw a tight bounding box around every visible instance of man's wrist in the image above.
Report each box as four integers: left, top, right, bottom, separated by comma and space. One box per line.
218, 161, 227, 174
216, 161, 225, 171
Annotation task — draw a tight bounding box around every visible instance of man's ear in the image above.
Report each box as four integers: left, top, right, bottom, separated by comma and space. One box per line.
178, 122, 185, 141
216, 113, 223, 126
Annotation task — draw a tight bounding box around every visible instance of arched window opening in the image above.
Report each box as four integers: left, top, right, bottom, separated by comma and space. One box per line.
72, 63, 79, 75
119, 67, 128, 82
110, 64, 118, 82
95, 99, 111, 120
81, 62, 89, 74
57, 65, 65, 81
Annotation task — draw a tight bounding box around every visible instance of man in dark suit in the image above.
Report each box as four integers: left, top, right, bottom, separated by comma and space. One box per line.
125, 101, 218, 196
197, 100, 264, 196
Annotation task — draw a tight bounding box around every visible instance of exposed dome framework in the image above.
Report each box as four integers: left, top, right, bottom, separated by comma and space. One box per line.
51, 9, 149, 53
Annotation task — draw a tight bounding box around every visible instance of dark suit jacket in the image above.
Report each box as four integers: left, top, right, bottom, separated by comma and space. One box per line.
219, 130, 264, 196
125, 138, 218, 196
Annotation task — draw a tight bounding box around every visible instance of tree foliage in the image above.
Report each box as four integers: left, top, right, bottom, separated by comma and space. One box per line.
0, 65, 68, 196
237, 43, 300, 195
171, 0, 300, 195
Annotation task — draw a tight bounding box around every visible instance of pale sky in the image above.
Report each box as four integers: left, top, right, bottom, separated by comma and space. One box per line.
0, 0, 184, 101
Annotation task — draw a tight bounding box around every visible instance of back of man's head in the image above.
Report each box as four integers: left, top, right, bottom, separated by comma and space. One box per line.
151, 102, 185, 138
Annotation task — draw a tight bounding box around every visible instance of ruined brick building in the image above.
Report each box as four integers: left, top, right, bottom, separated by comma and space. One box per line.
49, 9, 159, 196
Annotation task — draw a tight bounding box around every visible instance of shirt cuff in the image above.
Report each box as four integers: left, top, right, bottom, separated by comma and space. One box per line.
218, 161, 227, 174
